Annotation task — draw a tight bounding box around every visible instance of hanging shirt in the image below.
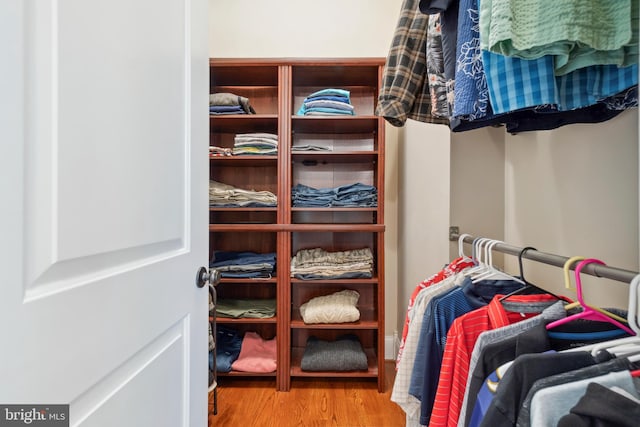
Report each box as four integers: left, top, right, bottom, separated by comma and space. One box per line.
518, 357, 636, 427
557, 382, 640, 427
398, 256, 475, 367
427, 293, 559, 427
482, 0, 636, 76
377, 0, 449, 126
410, 277, 524, 424
392, 273, 466, 418
477, 351, 600, 427
457, 300, 568, 427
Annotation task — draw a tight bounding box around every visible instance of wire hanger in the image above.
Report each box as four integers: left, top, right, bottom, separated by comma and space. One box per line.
545, 258, 636, 335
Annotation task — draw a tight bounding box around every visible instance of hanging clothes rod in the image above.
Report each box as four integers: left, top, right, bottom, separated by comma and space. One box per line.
449, 230, 638, 284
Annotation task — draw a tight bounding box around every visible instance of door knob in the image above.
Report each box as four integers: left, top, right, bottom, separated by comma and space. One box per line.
196, 267, 221, 288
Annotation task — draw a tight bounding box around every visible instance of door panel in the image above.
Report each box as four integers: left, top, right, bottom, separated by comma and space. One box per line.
1, 0, 208, 425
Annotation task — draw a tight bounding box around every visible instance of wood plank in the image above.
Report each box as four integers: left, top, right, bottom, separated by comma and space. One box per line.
208, 361, 404, 427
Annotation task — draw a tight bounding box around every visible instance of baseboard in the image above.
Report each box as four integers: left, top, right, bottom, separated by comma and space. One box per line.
384, 332, 400, 361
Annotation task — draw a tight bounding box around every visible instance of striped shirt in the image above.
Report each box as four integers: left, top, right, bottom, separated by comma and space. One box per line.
427, 294, 560, 427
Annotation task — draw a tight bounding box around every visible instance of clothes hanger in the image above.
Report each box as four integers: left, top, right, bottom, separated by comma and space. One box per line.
470, 240, 525, 284
498, 247, 563, 301
545, 258, 636, 335
561, 257, 629, 323
628, 274, 640, 335
470, 240, 500, 282
457, 233, 473, 260
463, 237, 491, 277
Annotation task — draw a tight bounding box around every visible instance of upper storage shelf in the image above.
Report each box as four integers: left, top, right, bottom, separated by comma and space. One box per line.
209, 61, 280, 116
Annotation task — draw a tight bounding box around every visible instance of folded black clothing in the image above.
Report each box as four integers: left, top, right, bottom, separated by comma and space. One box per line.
300, 334, 368, 371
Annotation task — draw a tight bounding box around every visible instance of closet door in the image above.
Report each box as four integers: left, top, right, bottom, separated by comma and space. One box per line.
0, 1, 208, 426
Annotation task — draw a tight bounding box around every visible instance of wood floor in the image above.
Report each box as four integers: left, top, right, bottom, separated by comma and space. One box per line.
208, 361, 405, 427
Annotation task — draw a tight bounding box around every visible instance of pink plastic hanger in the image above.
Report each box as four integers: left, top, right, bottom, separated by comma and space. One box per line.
546, 258, 636, 335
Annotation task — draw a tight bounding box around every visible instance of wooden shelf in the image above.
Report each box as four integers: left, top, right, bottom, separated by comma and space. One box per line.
291, 151, 377, 163
290, 320, 379, 329
218, 277, 278, 285
291, 116, 379, 133
290, 348, 378, 378
216, 317, 277, 325
218, 371, 277, 378
209, 155, 278, 166
209, 224, 282, 232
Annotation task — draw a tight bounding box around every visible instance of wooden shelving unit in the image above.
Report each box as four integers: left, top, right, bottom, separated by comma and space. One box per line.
209, 58, 386, 392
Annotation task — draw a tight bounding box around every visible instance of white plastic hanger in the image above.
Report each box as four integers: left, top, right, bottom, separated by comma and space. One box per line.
471, 240, 525, 284
628, 274, 640, 335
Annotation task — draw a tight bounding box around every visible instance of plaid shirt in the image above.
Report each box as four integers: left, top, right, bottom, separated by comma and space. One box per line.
377, 0, 449, 127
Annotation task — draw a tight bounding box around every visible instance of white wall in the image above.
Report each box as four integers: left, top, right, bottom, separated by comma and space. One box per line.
396, 121, 452, 336
209, 0, 404, 357
209, 0, 402, 58
503, 109, 639, 310
449, 127, 506, 263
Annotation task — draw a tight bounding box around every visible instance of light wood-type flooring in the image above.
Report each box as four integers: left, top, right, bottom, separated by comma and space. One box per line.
208, 361, 405, 427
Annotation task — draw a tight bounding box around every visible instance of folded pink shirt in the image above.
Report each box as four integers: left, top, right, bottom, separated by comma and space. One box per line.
230, 332, 277, 373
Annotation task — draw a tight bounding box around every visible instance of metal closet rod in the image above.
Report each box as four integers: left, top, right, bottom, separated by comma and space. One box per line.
450, 231, 639, 284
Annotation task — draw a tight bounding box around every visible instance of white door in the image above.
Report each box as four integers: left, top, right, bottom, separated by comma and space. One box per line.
0, 0, 209, 426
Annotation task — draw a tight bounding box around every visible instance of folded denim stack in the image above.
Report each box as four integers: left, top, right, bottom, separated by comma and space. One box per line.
290, 247, 374, 280
233, 133, 278, 155
209, 180, 277, 207
216, 325, 243, 372
209, 92, 256, 115
209, 250, 276, 279
296, 88, 355, 116
291, 182, 377, 207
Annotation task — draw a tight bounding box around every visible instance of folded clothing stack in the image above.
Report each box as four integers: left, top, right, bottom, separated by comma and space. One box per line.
215, 326, 277, 373
209, 250, 276, 279
209, 145, 232, 157
209, 180, 277, 207
296, 88, 355, 116
290, 247, 373, 280
291, 182, 377, 207
215, 298, 276, 319
216, 325, 243, 372
209, 92, 256, 115
300, 334, 368, 371
231, 332, 277, 373
233, 132, 278, 155
299, 289, 360, 324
